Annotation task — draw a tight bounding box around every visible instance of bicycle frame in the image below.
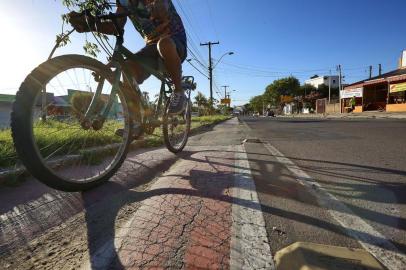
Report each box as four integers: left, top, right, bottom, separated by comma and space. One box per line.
83, 38, 168, 125
81, 12, 194, 131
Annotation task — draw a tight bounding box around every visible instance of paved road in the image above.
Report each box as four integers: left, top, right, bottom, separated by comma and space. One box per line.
241, 116, 406, 269
1, 117, 405, 269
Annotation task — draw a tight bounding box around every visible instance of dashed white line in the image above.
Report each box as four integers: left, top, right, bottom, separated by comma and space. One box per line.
230, 144, 275, 270
263, 141, 406, 270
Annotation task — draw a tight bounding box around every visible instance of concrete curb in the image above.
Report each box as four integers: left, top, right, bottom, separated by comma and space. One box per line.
276, 113, 406, 120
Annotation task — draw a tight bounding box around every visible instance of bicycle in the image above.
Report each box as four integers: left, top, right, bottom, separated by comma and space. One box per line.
11, 10, 195, 192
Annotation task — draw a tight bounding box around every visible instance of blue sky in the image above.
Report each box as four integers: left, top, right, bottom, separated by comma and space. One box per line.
1, 0, 406, 105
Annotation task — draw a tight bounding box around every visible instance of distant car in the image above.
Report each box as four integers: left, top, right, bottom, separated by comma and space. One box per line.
253, 112, 260, 117
267, 110, 275, 117
191, 112, 199, 117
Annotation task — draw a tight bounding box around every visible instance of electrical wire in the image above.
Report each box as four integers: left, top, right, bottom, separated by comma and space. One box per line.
186, 61, 209, 79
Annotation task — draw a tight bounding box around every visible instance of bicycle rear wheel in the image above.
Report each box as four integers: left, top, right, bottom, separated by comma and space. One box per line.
162, 97, 192, 153
11, 55, 132, 192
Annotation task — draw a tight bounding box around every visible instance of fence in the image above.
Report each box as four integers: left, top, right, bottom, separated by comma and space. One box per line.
325, 102, 341, 114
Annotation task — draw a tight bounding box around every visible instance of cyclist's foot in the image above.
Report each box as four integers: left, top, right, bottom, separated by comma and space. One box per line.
115, 123, 143, 141
168, 91, 187, 115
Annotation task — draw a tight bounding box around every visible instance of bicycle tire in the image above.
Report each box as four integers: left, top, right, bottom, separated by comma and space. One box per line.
11, 54, 132, 192
162, 99, 191, 154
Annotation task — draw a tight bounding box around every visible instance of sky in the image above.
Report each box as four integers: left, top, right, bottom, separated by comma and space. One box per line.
1, 0, 406, 105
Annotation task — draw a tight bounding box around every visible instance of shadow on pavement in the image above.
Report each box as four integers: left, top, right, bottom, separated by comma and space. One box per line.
82, 147, 405, 269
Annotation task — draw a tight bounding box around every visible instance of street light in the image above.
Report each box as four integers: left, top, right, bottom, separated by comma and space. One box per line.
225, 90, 237, 108
213, 52, 234, 69
188, 51, 234, 103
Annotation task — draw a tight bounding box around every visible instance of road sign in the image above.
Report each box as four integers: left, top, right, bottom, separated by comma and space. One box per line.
221, 98, 231, 105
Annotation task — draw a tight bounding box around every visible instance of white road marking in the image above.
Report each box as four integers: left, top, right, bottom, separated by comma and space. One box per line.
263, 141, 406, 270
230, 144, 275, 270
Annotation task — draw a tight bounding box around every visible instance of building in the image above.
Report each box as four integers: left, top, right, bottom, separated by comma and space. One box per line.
0, 94, 15, 128
305, 75, 340, 89
399, 50, 406, 68
341, 50, 406, 113
0, 90, 122, 128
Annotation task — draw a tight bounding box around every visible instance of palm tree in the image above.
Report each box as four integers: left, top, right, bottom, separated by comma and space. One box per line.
194, 92, 208, 115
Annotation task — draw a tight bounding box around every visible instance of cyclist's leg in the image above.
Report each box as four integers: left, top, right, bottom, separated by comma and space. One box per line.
119, 45, 159, 138
126, 44, 159, 85
157, 38, 182, 92
157, 35, 188, 114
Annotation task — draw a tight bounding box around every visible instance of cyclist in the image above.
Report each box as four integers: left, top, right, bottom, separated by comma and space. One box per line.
68, 0, 188, 115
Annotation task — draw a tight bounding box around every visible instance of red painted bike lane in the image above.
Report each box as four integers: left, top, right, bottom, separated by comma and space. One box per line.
84, 146, 237, 269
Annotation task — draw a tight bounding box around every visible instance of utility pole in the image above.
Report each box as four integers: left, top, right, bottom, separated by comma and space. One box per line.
200, 41, 220, 102
379, 64, 382, 76
369, 65, 373, 79
337, 65, 342, 113
328, 70, 332, 104
222, 85, 229, 99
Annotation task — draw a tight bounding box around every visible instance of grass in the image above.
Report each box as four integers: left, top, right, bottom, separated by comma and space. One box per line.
0, 128, 15, 169
0, 115, 231, 170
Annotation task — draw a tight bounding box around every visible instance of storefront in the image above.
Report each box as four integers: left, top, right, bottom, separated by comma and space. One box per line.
387, 80, 406, 112
341, 68, 406, 113
340, 86, 363, 113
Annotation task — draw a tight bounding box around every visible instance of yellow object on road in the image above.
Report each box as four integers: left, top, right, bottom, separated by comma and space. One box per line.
275, 242, 385, 270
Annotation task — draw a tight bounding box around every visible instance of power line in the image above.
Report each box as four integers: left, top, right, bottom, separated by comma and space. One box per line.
174, 0, 207, 66
205, 0, 219, 40
216, 61, 335, 74
186, 60, 209, 79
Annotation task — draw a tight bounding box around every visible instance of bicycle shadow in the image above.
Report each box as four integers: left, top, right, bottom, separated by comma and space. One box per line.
82, 148, 406, 269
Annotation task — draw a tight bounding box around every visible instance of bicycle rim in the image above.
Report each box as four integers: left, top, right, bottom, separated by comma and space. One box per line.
163, 100, 191, 153
13, 55, 131, 189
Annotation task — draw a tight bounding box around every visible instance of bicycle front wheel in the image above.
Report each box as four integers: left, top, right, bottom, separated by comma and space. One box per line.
162, 98, 192, 153
11, 55, 132, 192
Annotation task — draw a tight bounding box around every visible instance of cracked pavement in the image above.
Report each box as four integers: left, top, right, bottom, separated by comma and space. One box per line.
2, 117, 403, 269
2, 118, 272, 269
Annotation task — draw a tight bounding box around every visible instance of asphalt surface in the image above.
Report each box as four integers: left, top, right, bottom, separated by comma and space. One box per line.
241, 116, 406, 265
1, 117, 405, 269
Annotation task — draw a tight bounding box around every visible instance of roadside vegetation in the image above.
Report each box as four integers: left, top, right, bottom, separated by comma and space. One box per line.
244, 76, 340, 115
0, 115, 231, 170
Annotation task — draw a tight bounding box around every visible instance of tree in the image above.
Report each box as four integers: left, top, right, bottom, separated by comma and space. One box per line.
58, 0, 114, 57
317, 84, 339, 100
263, 76, 301, 107
194, 92, 208, 107
194, 92, 209, 115
71, 92, 106, 119
249, 95, 265, 114
299, 84, 317, 97
243, 103, 253, 114
303, 91, 322, 110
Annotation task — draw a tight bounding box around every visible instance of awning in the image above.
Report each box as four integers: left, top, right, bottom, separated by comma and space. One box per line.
390, 82, 406, 93
388, 74, 406, 83
364, 78, 386, 86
